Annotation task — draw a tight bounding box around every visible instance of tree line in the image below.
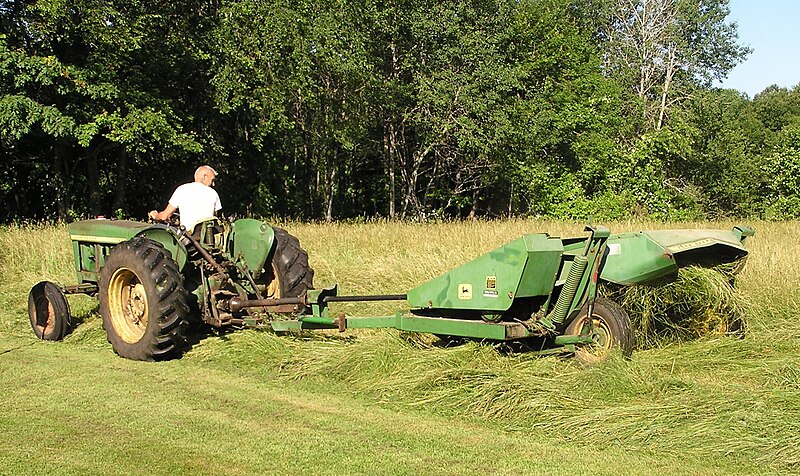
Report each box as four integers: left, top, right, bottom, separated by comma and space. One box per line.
1, 0, 799, 222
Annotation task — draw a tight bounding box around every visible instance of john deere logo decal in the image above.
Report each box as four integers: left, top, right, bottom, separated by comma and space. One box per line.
458, 284, 473, 300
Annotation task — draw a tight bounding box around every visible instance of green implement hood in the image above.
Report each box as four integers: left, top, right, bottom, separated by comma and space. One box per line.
68, 219, 189, 283
68, 219, 151, 244
600, 226, 753, 285
406, 233, 565, 314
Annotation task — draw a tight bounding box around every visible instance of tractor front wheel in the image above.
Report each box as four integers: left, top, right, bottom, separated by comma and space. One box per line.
28, 281, 71, 340
565, 297, 634, 363
99, 237, 189, 361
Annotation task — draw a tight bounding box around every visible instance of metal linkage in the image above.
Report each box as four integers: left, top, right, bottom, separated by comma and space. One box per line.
323, 294, 407, 303
228, 293, 408, 313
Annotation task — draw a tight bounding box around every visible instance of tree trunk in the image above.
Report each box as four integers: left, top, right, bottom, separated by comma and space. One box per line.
468, 188, 479, 220
52, 143, 68, 220
508, 182, 514, 218
86, 151, 101, 216
324, 152, 337, 223
112, 148, 128, 214
657, 44, 678, 130
385, 125, 396, 219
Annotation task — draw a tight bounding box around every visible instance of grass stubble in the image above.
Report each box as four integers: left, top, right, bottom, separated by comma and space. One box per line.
1, 219, 799, 473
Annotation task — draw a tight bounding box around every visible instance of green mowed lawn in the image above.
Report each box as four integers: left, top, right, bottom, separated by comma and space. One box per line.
0, 334, 775, 476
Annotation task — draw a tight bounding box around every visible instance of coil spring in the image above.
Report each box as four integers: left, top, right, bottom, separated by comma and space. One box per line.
549, 254, 588, 326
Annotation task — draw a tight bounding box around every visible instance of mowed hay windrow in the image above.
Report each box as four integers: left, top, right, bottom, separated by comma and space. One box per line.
607, 263, 751, 347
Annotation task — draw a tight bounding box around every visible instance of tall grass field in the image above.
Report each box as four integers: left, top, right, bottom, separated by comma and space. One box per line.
1, 219, 798, 475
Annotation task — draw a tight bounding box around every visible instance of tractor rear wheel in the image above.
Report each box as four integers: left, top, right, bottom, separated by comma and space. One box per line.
99, 237, 189, 361
565, 297, 634, 363
262, 227, 314, 299
28, 281, 71, 340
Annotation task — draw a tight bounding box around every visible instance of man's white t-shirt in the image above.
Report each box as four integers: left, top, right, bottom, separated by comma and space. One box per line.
168, 182, 222, 232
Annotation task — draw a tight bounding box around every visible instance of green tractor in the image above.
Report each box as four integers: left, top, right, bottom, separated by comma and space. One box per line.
29, 218, 313, 360
28, 218, 753, 362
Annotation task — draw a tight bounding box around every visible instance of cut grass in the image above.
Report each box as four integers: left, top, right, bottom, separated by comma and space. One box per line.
2, 219, 800, 474
0, 335, 780, 476
607, 263, 750, 347
184, 326, 800, 469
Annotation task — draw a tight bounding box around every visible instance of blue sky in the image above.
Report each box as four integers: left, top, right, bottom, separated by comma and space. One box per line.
718, 0, 800, 97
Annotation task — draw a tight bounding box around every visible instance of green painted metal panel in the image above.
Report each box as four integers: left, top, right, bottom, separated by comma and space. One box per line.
516, 234, 565, 297
600, 228, 750, 285
68, 219, 149, 243
601, 232, 676, 285
406, 234, 563, 313
229, 219, 275, 277
136, 228, 188, 270
281, 314, 531, 340
643, 228, 748, 255
68, 219, 188, 283
69, 219, 145, 284
388, 315, 528, 339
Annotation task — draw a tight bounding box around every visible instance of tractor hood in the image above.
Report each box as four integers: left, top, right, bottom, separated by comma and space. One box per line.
68, 219, 189, 279
68, 219, 152, 244
599, 226, 753, 286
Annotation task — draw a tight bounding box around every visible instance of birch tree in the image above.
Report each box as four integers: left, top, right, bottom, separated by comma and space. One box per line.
602, 0, 749, 130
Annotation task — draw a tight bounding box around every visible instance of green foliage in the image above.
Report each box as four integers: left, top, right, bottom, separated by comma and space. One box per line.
0, 0, 787, 222
600, 129, 706, 220
602, 0, 750, 131
680, 88, 765, 217
0, 1, 213, 220
752, 84, 800, 133
762, 126, 800, 219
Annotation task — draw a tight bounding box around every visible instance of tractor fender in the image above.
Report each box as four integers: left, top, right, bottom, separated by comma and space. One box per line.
228, 219, 276, 278
600, 226, 752, 286
136, 225, 189, 271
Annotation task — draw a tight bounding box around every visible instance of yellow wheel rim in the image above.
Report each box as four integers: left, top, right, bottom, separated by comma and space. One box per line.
574, 315, 614, 363
108, 267, 148, 344
265, 264, 282, 299
585, 316, 612, 349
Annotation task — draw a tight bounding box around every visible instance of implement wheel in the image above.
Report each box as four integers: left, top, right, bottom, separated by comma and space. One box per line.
99, 237, 189, 361
28, 281, 71, 340
565, 297, 634, 363
261, 227, 314, 299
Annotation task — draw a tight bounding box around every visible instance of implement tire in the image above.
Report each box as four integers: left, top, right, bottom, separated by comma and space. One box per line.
565, 297, 634, 363
262, 227, 314, 299
99, 237, 189, 361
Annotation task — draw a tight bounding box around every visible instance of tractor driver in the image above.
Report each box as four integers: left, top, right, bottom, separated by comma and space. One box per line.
148, 165, 222, 233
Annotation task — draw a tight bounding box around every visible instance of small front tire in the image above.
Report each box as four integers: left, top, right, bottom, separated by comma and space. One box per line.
28, 281, 71, 340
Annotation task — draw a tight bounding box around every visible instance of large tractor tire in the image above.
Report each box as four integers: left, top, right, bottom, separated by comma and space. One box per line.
99, 237, 189, 361
565, 297, 634, 363
262, 227, 314, 299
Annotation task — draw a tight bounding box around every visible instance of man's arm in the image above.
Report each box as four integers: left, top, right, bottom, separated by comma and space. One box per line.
148, 204, 177, 222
